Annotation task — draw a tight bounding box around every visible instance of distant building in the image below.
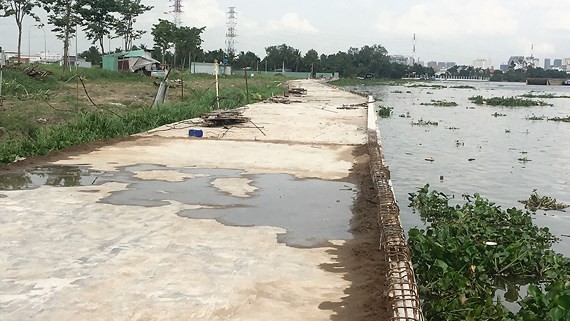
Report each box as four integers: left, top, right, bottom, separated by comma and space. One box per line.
500, 64, 509, 72
525, 56, 539, 68
473, 58, 492, 69
427, 61, 437, 69
508, 56, 525, 69
544, 58, 551, 70
445, 62, 456, 69
563, 58, 570, 72
553, 59, 562, 67
389, 55, 411, 65
437, 62, 446, 70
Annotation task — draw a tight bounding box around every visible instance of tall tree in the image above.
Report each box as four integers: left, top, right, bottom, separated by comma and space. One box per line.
78, 45, 101, 65
173, 25, 205, 67
76, 0, 118, 54
0, 0, 40, 61
264, 44, 302, 71
42, 0, 78, 69
114, 0, 152, 51
234, 51, 260, 69
151, 19, 175, 65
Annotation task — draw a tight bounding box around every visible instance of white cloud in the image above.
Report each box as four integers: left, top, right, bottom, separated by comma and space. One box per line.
180, 0, 225, 28
266, 12, 319, 34
376, 0, 518, 39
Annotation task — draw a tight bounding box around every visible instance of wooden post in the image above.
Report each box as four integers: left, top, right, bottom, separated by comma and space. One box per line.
244, 68, 250, 105
214, 59, 220, 109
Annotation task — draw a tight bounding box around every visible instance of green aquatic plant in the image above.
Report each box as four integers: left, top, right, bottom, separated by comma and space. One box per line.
412, 118, 439, 126
450, 85, 476, 89
469, 96, 552, 107
520, 93, 570, 99
420, 100, 458, 107
548, 116, 570, 123
519, 190, 569, 212
406, 84, 447, 89
408, 185, 570, 321
526, 114, 546, 121
377, 106, 393, 118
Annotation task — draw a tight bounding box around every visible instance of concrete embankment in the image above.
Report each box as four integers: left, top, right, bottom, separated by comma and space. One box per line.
0, 80, 398, 320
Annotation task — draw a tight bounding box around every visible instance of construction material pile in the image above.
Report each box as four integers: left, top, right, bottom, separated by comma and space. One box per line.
201, 109, 250, 127
24, 66, 53, 80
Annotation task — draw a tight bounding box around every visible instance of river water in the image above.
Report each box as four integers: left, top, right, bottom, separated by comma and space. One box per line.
351, 81, 570, 256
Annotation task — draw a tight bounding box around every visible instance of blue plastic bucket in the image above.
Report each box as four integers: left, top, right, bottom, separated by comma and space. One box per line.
188, 129, 204, 137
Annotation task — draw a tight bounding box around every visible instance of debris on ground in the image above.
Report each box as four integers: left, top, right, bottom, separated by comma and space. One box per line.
201, 109, 250, 127
24, 66, 53, 80
266, 96, 302, 104
287, 87, 307, 96
337, 102, 367, 109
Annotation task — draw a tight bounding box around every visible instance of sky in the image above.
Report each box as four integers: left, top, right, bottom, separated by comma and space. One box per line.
1, 0, 569, 67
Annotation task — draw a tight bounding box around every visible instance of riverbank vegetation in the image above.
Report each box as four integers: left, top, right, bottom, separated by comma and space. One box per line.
469, 96, 552, 107
0, 65, 281, 164
408, 185, 570, 321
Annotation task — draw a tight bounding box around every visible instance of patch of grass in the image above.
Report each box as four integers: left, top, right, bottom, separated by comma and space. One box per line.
0, 75, 281, 164
469, 95, 552, 107
420, 100, 458, 107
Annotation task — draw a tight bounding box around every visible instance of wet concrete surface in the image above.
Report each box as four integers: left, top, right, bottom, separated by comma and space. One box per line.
0, 165, 105, 190
96, 164, 356, 248
1, 80, 372, 321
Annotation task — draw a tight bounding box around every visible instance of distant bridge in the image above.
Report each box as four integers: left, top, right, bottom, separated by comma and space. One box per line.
526, 78, 569, 86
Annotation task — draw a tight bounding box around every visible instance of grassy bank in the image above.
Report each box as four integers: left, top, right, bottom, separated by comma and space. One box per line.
0, 64, 283, 164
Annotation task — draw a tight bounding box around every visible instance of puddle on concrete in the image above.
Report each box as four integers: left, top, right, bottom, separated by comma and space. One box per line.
0, 165, 106, 190
1, 163, 356, 248
99, 164, 356, 248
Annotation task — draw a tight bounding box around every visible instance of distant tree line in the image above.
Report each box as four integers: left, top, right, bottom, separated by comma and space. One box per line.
1, 0, 433, 79
490, 67, 567, 82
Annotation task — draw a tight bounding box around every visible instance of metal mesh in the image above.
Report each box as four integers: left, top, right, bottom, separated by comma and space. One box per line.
368, 130, 425, 321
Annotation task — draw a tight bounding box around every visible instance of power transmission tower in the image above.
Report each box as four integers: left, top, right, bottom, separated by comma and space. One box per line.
226, 7, 237, 58
170, 0, 182, 27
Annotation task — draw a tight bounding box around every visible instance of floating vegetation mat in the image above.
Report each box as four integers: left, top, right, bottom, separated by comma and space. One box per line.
519, 191, 569, 212
406, 84, 447, 89
412, 118, 439, 126
548, 116, 570, 123
420, 100, 458, 107
377, 106, 393, 118
408, 185, 570, 321
520, 93, 570, 99
469, 95, 553, 107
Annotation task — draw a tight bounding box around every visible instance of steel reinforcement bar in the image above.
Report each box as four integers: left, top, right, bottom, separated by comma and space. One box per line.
367, 95, 424, 321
